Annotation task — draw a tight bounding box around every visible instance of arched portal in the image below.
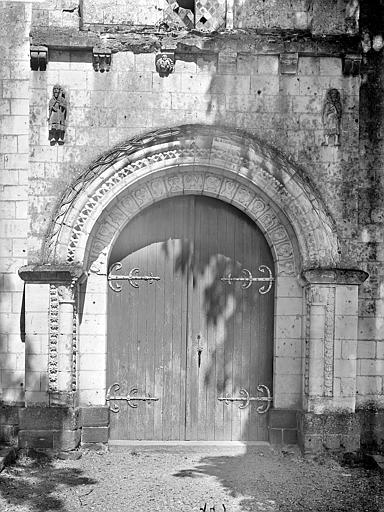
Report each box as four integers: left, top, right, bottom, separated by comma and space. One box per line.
40, 125, 345, 443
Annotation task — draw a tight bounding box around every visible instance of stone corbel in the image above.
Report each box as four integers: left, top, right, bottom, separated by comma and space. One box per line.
93, 48, 112, 72
30, 46, 48, 71
155, 51, 175, 77
279, 53, 299, 75
342, 54, 362, 77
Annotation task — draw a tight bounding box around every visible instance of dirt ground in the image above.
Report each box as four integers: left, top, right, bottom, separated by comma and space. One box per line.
0, 444, 383, 512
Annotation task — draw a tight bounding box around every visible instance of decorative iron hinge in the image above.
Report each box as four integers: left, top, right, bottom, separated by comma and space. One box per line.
218, 385, 272, 414
106, 383, 159, 412
107, 263, 160, 292
221, 266, 274, 294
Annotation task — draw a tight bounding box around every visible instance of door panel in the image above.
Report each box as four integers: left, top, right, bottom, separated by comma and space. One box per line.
107, 195, 274, 441
107, 198, 191, 440
187, 197, 274, 441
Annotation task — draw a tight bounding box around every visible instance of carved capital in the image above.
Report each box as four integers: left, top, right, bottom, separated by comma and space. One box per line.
93, 48, 112, 72
57, 284, 75, 304
302, 268, 369, 286
18, 264, 86, 285
30, 46, 48, 71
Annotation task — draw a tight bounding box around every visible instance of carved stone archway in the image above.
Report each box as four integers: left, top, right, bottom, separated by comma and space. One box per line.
19, 125, 368, 452
46, 124, 340, 274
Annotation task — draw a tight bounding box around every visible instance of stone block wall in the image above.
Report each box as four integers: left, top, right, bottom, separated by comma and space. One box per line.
0, 1, 31, 405
40, 0, 359, 34
234, 0, 358, 34
1, 404, 110, 451
32, 0, 80, 29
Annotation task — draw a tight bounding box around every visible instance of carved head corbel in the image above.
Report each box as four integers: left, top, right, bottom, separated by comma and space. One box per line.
155, 52, 175, 77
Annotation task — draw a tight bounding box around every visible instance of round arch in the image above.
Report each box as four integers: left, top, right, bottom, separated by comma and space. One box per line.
46, 124, 340, 277
43, 124, 342, 410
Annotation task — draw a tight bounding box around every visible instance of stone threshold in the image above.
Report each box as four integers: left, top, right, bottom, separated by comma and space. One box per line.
108, 440, 271, 452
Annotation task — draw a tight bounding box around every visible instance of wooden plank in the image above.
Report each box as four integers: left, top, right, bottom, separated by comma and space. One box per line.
242, 217, 254, 441
222, 204, 235, 441
204, 198, 218, 440
187, 196, 200, 440
143, 216, 157, 440
248, 222, 262, 441
170, 197, 189, 440
212, 201, 226, 441
231, 210, 244, 441
198, 197, 211, 440
153, 217, 164, 440
180, 197, 194, 440
161, 201, 176, 440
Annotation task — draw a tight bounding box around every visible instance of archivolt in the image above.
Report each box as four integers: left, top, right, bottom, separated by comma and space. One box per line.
45, 124, 340, 274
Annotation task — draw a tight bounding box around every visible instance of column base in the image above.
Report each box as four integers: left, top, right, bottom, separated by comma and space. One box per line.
298, 411, 361, 454
18, 406, 81, 451
13, 405, 111, 451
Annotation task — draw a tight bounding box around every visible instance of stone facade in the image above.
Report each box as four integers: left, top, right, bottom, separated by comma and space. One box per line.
0, 0, 383, 453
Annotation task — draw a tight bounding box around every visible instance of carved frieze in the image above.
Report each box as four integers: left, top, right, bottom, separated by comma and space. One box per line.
72, 300, 78, 392
304, 285, 336, 398
184, 173, 204, 191
49, 282, 78, 393
166, 174, 183, 193
324, 288, 336, 397
48, 285, 59, 392
85, 169, 297, 278
204, 175, 222, 193
304, 286, 311, 396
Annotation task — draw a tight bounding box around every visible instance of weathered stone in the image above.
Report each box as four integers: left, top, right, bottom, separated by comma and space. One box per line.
80, 407, 109, 427
53, 429, 81, 451
18, 430, 54, 449
269, 409, 298, 429
269, 429, 283, 445
19, 407, 79, 431
0, 405, 20, 425
81, 426, 109, 444
283, 429, 298, 445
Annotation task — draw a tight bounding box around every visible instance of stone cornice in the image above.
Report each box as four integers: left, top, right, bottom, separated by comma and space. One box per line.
18, 264, 86, 284
30, 27, 361, 56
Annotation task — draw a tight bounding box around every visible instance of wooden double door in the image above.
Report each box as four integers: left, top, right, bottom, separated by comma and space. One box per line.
107, 195, 274, 441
